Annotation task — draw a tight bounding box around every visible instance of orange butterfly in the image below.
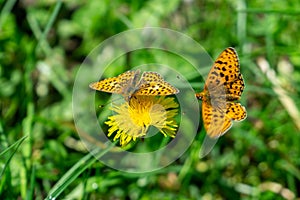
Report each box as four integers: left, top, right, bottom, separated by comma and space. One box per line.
196, 47, 247, 138
89, 69, 179, 101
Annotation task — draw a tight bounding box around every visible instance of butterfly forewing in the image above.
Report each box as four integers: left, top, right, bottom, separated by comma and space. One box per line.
141, 71, 164, 82
134, 72, 179, 96
205, 47, 241, 89
89, 70, 139, 94
89, 77, 124, 94
225, 73, 245, 100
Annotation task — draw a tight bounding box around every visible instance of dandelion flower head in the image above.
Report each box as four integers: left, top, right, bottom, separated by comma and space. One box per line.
105, 96, 179, 146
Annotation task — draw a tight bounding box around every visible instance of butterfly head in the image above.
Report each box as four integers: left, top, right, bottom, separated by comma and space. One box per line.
196, 90, 209, 101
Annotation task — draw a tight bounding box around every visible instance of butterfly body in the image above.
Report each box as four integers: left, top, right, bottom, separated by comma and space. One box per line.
90, 69, 179, 101
196, 47, 247, 138
118, 70, 141, 100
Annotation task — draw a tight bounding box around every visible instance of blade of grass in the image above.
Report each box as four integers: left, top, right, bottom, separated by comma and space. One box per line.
236, 0, 247, 51
277, 160, 300, 181
31, 0, 62, 56
45, 141, 117, 200
26, 165, 36, 200
257, 57, 300, 131
0, 135, 28, 179
0, 0, 18, 29
236, 8, 300, 15
27, 13, 51, 55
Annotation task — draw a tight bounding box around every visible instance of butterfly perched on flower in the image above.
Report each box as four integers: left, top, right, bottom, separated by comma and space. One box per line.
89, 69, 179, 101
196, 47, 247, 138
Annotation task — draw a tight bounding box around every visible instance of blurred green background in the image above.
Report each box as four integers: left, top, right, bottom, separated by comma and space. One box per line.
1, 0, 300, 199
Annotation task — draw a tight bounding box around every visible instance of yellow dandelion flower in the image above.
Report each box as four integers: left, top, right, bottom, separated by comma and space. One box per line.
105, 96, 179, 147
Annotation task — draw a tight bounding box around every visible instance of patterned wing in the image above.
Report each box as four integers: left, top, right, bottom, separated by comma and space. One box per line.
201, 100, 232, 138
225, 102, 247, 122
134, 71, 179, 95
225, 73, 245, 100
141, 71, 165, 82
89, 70, 138, 94
205, 47, 241, 90
202, 101, 247, 138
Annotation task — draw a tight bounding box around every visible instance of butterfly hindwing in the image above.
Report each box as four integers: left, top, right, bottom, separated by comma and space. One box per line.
201, 100, 232, 138
225, 102, 247, 121
202, 101, 246, 138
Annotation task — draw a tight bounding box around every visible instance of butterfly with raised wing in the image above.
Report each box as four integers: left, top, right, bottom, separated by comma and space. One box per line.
196, 47, 247, 138
90, 69, 179, 101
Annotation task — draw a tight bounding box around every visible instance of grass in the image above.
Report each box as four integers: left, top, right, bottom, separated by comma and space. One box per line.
1, 0, 300, 199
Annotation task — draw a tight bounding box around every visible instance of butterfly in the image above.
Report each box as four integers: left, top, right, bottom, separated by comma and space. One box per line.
89, 69, 179, 101
196, 47, 247, 138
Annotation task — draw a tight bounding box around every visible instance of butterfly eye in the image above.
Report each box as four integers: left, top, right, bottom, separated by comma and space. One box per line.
195, 93, 203, 100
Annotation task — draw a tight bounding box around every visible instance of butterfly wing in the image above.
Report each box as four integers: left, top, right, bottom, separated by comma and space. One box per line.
225, 73, 245, 100
196, 47, 241, 99
225, 102, 247, 122
89, 70, 138, 94
141, 71, 165, 82
134, 72, 179, 95
205, 47, 241, 89
202, 101, 247, 138
201, 100, 232, 138
202, 100, 247, 138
